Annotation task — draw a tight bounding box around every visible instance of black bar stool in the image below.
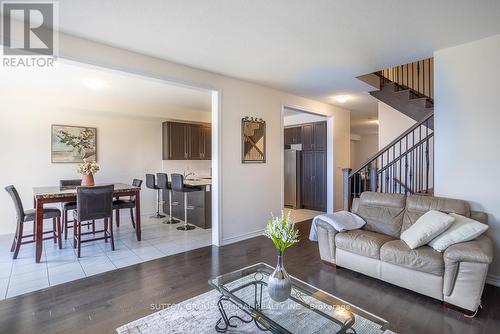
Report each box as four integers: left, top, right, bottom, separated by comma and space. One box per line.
170, 174, 202, 231
74, 185, 114, 258
4, 185, 62, 259
146, 174, 165, 219
156, 173, 180, 224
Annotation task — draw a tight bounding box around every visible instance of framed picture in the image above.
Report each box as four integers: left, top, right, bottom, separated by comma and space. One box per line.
241, 117, 266, 163
51, 125, 97, 163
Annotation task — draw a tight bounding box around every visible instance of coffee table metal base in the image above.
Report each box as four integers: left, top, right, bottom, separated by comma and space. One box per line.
215, 295, 268, 333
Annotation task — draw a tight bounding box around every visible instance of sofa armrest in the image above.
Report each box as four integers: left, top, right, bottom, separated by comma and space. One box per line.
442, 235, 493, 311
444, 235, 493, 265
315, 219, 338, 264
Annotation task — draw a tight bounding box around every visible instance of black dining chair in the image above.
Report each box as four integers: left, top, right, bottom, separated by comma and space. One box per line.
59, 179, 96, 240
5, 185, 62, 259
74, 185, 114, 258
146, 174, 165, 218
156, 173, 180, 224
170, 174, 202, 231
112, 179, 142, 228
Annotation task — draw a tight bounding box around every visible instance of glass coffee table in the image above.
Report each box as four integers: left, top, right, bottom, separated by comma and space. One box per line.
209, 263, 388, 334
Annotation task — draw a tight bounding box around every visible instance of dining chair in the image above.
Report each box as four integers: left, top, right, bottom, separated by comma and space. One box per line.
59, 179, 96, 240
74, 185, 114, 258
5, 185, 62, 259
112, 179, 142, 228
170, 174, 202, 231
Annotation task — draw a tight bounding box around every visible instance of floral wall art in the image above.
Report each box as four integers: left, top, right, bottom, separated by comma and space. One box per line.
51, 125, 97, 163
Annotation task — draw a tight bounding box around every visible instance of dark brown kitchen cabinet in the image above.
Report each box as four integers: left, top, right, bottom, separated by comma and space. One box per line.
162, 121, 211, 160
313, 122, 327, 150
302, 121, 326, 151
284, 126, 301, 145
202, 126, 212, 160
301, 150, 326, 211
188, 124, 203, 160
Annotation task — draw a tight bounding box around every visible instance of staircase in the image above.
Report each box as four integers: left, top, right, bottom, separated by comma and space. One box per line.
344, 58, 434, 210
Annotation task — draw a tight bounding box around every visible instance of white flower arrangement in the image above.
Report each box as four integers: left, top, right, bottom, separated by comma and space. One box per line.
76, 159, 100, 175
264, 211, 299, 255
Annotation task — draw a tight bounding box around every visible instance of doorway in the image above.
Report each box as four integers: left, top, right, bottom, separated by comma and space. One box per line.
282, 107, 330, 223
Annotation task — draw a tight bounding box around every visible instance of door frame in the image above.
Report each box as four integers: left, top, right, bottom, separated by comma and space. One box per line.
55, 58, 224, 246
280, 105, 335, 214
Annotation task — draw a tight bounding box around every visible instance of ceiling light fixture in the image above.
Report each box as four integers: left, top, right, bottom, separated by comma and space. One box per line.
334, 95, 349, 103
82, 78, 108, 90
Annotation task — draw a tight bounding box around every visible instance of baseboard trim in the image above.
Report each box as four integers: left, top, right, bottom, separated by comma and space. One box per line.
486, 274, 500, 287
222, 229, 264, 246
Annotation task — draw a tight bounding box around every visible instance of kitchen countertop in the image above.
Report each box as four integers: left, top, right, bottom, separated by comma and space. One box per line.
184, 177, 212, 186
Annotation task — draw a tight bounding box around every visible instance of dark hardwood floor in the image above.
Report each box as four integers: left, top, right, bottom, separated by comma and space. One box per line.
0, 220, 498, 334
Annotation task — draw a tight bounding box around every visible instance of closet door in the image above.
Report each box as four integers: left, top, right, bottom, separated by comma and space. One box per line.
313, 151, 327, 211
301, 151, 314, 208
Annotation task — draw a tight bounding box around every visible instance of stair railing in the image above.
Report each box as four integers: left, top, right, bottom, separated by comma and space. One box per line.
376, 58, 434, 101
343, 112, 434, 210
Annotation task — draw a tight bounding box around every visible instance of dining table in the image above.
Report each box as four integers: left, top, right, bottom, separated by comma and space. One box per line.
32, 183, 141, 263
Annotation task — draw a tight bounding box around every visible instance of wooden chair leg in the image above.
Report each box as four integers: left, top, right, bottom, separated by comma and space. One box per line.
73, 218, 77, 249
56, 217, 62, 250
77, 220, 82, 258
104, 218, 108, 243
12, 223, 23, 259
130, 208, 136, 229
92, 220, 95, 234
52, 218, 57, 244
63, 210, 68, 240
115, 209, 120, 227
10, 223, 19, 252
109, 217, 115, 251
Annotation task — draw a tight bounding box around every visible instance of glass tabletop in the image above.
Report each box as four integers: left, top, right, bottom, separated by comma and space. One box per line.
209, 263, 388, 334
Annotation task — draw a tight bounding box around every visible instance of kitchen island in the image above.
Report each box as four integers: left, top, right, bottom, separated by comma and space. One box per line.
163, 177, 212, 229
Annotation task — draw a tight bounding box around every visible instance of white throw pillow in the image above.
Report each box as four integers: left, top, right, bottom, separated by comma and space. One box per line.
400, 210, 455, 249
428, 213, 488, 252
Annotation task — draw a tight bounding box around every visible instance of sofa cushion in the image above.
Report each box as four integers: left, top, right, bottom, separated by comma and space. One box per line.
380, 240, 444, 276
402, 194, 470, 234
400, 210, 455, 249
428, 213, 489, 252
353, 192, 406, 238
335, 230, 395, 259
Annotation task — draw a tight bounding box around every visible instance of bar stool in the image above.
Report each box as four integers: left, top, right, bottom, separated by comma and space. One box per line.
5, 185, 62, 259
170, 174, 202, 231
156, 173, 180, 224
146, 174, 165, 219
74, 185, 114, 258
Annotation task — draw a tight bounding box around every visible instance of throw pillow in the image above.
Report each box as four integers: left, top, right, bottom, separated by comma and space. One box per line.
400, 210, 455, 249
428, 213, 488, 252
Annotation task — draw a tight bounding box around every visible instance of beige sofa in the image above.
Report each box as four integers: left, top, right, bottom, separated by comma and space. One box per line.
315, 192, 493, 314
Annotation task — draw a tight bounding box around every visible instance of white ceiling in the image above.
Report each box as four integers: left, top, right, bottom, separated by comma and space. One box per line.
0, 61, 212, 115
7, 1, 500, 114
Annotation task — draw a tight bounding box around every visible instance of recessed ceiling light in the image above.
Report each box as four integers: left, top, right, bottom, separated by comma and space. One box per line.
334, 95, 349, 103
82, 78, 108, 90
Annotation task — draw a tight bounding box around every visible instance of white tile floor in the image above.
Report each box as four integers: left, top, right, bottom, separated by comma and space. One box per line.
0, 216, 212, 300
284, 208, 324, 223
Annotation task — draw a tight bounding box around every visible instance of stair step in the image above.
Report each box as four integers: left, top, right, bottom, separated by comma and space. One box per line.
408, 97, 433, 108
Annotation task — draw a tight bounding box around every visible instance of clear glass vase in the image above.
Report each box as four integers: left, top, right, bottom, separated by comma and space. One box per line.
268, 251, 292, 302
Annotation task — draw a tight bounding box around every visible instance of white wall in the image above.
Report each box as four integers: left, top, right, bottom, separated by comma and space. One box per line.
378, 102, 416, 149
1, 32, 351, 245
0, 90, 211, 235
351, 134, 378, 168
434, 34, 500, 284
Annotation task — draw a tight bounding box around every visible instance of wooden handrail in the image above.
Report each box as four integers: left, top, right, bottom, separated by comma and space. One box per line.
349, 111, 433, 177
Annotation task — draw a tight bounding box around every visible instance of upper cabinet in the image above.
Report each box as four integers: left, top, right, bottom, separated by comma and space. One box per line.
301, 121, 326, 151
162, 121, 212, 160
284, 126, 301, 145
